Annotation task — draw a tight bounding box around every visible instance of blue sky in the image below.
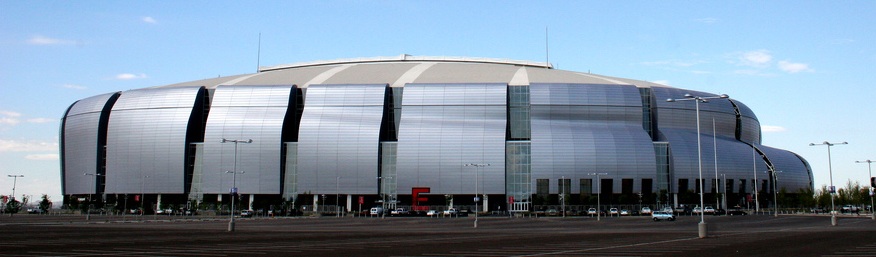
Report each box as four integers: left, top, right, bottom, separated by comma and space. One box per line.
2, 1, 875, 204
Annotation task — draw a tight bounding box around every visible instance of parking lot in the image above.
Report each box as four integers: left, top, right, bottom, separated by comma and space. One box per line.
1, 213, 875, 256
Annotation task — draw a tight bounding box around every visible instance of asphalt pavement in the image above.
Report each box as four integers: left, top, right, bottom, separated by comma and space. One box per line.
1, 213, 874, 256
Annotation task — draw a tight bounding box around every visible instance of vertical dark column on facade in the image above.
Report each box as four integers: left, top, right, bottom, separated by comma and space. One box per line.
280, 86, 303, 199
96, 93, 121, 198
378, 87, 400, 201
184, 87, 209, 194
639, 88, 656, 140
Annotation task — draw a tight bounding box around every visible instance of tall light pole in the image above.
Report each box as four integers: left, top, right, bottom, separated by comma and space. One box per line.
752, 147, 759, 213
561, 176, 566, 218
377, 176, 392, 219
465, 163, 489, 228
713, 118, 719, 210
83, 173, 104, 221
588, 173, 608, 221
667, 93, 728, 238
221, 138, 252, 232
810, 141, 847, 226
765, 170, 782, 217
855, 160, 875, 220
7, 175, 23, 201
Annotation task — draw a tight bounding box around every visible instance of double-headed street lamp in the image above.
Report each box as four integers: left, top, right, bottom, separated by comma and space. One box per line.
809, 141, 847, 226
7, 175, 23, 201
588, 173, 608, 221
855, 160, 875, 220
667, 93, 728, 238
221, 138, 252, 232
83, 173, 104, 221
465, 163, 490, 228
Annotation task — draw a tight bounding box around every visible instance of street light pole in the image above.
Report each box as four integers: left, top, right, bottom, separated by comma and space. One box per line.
221, 138, 252, 232
336, 176, 340, 218
667, 93, 728, 239
7, 175, 23, 201
765, 170, 782, 217
588, 173, 608, 221
83, 173, 104, 221
713, 118, 719, 211
465, 163, 490, 228
810, 141, 847, 226
855, 160, 875, 220
561, 176, 565, 218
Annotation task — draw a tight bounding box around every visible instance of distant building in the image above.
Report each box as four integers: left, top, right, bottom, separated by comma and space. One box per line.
60, 55, 810, 212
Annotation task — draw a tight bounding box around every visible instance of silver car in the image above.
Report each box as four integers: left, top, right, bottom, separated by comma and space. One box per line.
651, 211, 676, 221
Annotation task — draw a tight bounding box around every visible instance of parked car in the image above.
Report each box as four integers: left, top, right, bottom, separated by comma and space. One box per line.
713, 209, 727, 216
640, 207, 652, 215
692, 207, 702, 215
609, 208, 619, 216
841, 205, 860, 214
240, 210, 253, 217
546, 209, 558, 216
369, 207, 384, 215
620, 209, 630, 216
443, 208, 458, 216
810, 207, 825, 214
426, 210, 439, 217
586, 208, 598, 215
390, 208, 409, 216
651, 211, 676, 221
727, 209, 748, 216
704, 206, 716, 214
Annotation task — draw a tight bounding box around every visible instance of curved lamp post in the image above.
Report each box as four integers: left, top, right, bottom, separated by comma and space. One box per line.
809, 141, 847, 226
667, 93, 728, 238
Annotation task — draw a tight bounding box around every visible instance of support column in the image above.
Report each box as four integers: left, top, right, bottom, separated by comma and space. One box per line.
346, 194, 352, 213
248, 194, 255, 210
313, 195, 319, 213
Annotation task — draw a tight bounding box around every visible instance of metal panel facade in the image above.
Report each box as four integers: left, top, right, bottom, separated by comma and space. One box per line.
105, 87, 202, 194
62, 92, 118, 195
397, 83, 507, 194
652, 87, 801, 193
297, 84, 387, 194
202, 85, 294, 194
758, 145, 812, 192
530, 83, 657, 194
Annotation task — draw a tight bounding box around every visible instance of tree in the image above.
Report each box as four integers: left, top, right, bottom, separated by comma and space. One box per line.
5, 198, 21, 215
39, 194, 52, 213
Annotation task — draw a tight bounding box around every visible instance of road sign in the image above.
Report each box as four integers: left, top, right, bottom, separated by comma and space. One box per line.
508, 196, 514, 204
358, 196, 364, 205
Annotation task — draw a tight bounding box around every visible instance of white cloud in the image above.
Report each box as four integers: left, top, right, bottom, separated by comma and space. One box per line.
115, 73, 148, 80
62, 84, 87, 90
0, 139, 58, 152
27, 118, 57, 124
142, 16, 158, 24
739, 50, 773, 67
0, 111, 22, 125
27, 35, 76, 45
762, 125, 787, 132
778, 61, 814, 73
25, 154, 59, 161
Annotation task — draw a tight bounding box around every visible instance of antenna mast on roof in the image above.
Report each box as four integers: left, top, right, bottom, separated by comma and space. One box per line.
545, 26, 550, 69
256, 32, 262, 73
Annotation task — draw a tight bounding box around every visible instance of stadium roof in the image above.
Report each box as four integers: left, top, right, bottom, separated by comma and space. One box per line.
156, 55, 673, 90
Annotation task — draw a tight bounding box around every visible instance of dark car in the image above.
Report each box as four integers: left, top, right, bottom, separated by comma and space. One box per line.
727, 209, 748, 216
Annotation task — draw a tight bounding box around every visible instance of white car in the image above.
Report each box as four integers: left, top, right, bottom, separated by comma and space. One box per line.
641, 207, 652, 215
443, 208, 458, 216
587, 208, 598, 215
426, 210, 439, 217
609, 208, 619, 216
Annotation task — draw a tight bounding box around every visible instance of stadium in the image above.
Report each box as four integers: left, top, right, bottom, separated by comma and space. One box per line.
60, 55, 812, 214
